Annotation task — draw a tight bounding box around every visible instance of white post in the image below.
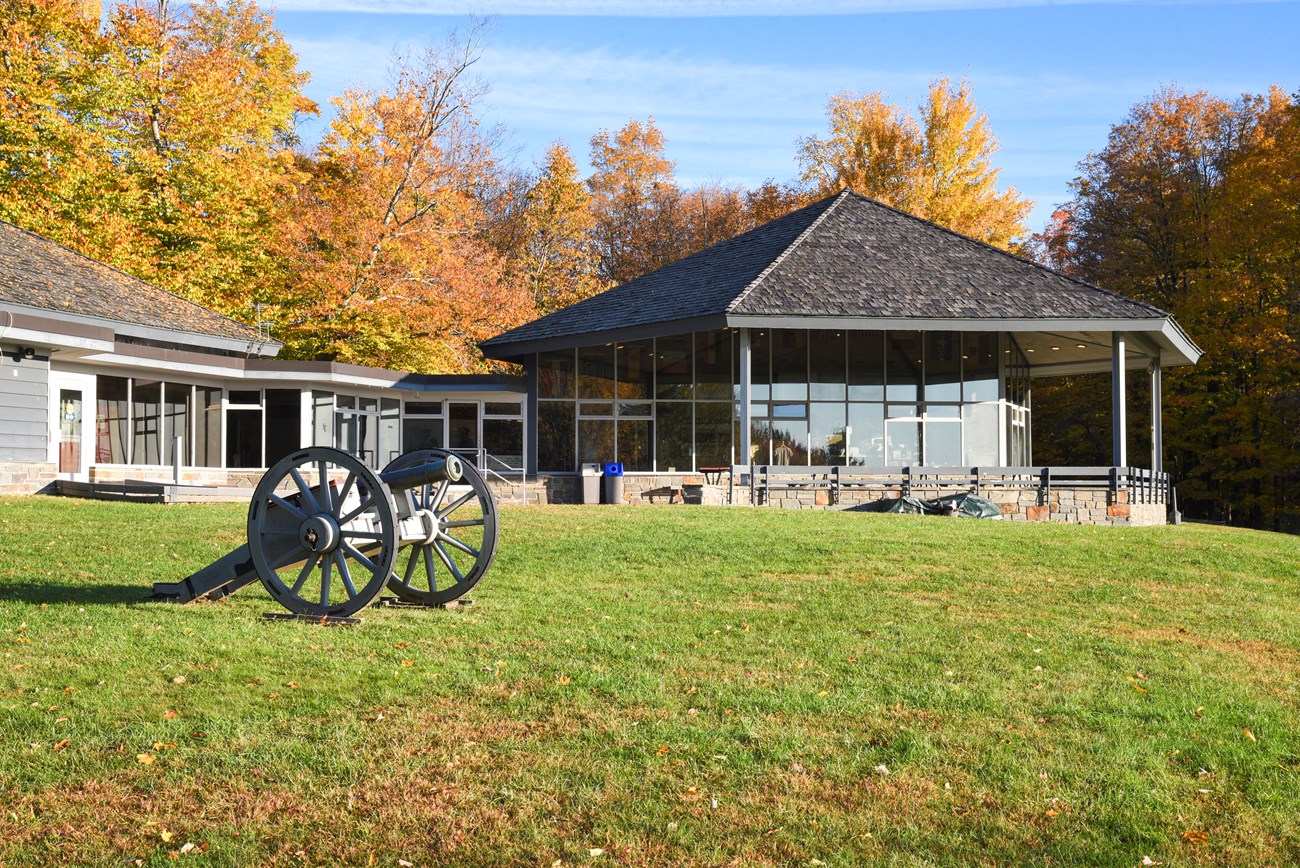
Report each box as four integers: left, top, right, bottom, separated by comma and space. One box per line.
172, 435, 183, 484
1112, 333, 1127, 467
1150, 362, 1163, 474
737, 328, 752, 488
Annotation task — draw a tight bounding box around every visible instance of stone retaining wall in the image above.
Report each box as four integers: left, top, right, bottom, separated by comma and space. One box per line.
512, 473, 1167, 526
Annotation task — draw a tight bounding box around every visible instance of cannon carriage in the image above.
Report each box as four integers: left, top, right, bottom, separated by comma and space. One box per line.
153, 446, 498, 621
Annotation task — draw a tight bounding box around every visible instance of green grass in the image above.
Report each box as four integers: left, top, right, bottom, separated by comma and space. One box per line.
1, 496, 1298, 866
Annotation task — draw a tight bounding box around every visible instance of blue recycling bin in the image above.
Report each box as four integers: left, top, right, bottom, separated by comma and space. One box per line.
601, 462, 624, 504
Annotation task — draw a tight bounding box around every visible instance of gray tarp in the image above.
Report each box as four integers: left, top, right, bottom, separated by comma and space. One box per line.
880, 492, 1002, 518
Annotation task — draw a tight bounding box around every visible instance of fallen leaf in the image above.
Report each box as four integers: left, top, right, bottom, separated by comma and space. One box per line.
137, 753, 155, 765
401, 660, 415, 667
589, 848, 605, 857
556, 674, 571, 685
397, 861, 413, 867
52, 739, 69, 752
1133, 684, 1147, 694
179, 843, 195, 855
285, 681, 299, 689
159, 830, 173, 843
657, 745, 671, 755
817, 690, 829, 697
394, 642, 411, 649
874, 764, 890, 775
171, 676, 186, 685
1182, 829, 1209, 844
164, 710, 178, 720
1244, 729, 1256, 743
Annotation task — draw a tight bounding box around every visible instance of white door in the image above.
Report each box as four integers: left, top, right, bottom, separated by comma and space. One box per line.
48, 371, 95, 481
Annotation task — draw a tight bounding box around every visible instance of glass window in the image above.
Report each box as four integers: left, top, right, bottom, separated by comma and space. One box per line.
809, 330, 846, 400
748, 418, 772, 465
226, 409, 262, 468
405, 400, 443, 416
579, 419, 615, 464
617, 402, 652, 418
963, 402, 1000, 466
696, 330, 732, 400
748, 330, 771, 401
617, 419, 652, 472
484, 401, 522, 416
195, 386, 221, 467
696, 402, 732, 468
132, 380, 161, 465
336, 395, 356, 410
963, 333, 999, 403
656, 403, 692, 472
846, 403, 884, 466
360, 397, 379, 414
95, 376, 129, 464
848, 331, 885, 401
925, 420, 962, 466
161, 383, 191, 466
886, 332, 921, 402
538, 350, 576, 399
448, 403, 477, 450
616, 340, 653, 400
228, 389, 260, 406
886, 418, 921, 465
484, 419, 524, 469
578, 344, 616, 399
772, 403, 807, 418
537, 402, 575, 472
580, 402, 614, 417
656, 334, 693, 399
810, 402, 847, 465
771, 329, 808, 400
403, 417, 444, 451
769, 417, 808, 465
925, 332, 961, 402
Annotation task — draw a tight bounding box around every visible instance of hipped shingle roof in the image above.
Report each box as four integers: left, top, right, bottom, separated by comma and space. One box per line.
482, 190, 1169, 357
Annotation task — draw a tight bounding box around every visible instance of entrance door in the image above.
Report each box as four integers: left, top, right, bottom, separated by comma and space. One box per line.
448, 402, 479, 461
49, 372, 94, 480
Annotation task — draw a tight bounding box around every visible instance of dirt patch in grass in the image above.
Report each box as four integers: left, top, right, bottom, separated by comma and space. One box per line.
1120, 626, 1299, 677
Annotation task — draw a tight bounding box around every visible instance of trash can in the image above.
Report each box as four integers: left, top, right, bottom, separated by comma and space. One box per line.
601, 462, 624, 505
580, 463, 602, 505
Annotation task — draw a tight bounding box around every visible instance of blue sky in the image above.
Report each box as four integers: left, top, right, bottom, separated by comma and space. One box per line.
269, 1, 1300, 234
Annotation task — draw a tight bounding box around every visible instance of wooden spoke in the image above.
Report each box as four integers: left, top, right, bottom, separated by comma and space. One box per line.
291, 553, 319, 595
289, 468, 321, 514
338, 497, 375, 527
437, 489, 475, 518
439, 533, 479, 558
316, 460, 334, 513
269, 494, 307, 521
442, 518, 485, 529
432, 540, 464, 584
335, 550, 358, 599
423, 545, 439, 592
333, 472, 357, 518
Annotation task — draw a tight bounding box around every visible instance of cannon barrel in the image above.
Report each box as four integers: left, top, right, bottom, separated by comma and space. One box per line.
379, 454, 463, 493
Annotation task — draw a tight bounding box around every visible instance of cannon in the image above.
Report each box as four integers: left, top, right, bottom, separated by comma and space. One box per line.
153, 446, 499, 621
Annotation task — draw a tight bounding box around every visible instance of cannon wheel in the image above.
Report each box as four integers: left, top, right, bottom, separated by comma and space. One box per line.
383, 449, 499, 606
248, 446, 397, 618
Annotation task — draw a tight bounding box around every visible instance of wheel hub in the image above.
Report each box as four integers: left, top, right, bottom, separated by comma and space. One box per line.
299, 513, 341, 554
414, 508, 441, 545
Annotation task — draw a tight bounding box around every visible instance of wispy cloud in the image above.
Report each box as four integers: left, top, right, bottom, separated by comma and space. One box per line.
270, 0, 1246, 16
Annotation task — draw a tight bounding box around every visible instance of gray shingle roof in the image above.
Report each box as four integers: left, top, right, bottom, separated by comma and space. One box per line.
482, 190, 1168, 357
0, 220, 267, 343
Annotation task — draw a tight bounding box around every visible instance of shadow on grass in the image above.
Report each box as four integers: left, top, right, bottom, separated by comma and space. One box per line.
0, 580, 154, 606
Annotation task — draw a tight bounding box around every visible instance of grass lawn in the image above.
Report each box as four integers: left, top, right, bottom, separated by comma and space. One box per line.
1, 496, 1298, 866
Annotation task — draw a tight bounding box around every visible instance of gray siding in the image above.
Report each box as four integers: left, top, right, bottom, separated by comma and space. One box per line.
0, 343, 49, 461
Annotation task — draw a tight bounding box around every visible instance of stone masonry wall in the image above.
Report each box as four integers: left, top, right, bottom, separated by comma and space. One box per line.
0, 462, 57, 495
515, 473, 1166, 526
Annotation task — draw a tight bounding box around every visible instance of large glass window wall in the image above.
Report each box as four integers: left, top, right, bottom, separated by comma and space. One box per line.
537, 328, 1031, 472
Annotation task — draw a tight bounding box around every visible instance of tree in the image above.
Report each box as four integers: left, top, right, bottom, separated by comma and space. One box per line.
1031, 86, 1300, 530
274, 25, 532, 373
586, 117, 682, 284
513, 142, 604, 316
0, 0, 313, 319
797, 78, 1031, 249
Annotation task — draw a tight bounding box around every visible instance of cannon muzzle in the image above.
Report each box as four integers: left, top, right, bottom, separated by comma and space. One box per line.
378, 454, 463, 492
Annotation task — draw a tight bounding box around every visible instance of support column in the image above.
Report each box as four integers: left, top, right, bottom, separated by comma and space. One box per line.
1150, 362, 1163, 474
737, 328, 752, 472
1112, 333, 1127, 467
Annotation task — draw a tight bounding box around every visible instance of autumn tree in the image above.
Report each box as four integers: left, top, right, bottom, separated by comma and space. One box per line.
274, 25, 531, 373
797, 78, 1031, 249
511, 142, 605, 315
587, 117, 683, 284
1032, 86, 1300, 530
0, 0, 313, 320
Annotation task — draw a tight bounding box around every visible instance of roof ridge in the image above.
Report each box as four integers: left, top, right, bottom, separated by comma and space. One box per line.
0, 218, 269, 341
724, 190, 848, 315
833, 192, 1169, 318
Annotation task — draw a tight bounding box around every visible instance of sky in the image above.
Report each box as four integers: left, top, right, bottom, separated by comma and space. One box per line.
268, 1, 1300, 234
